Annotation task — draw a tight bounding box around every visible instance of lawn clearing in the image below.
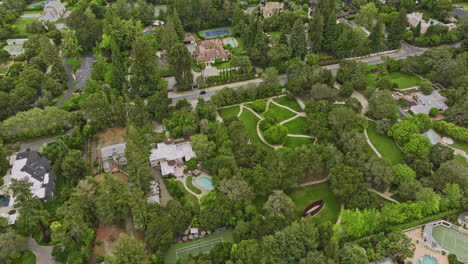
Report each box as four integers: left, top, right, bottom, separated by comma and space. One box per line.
283, 117, 307, 135
267, 103, 297, 122
274, 96, 302, 112
454, 155, 468, 168
186, 176, 202, 195
288, 182, 341, 223
165, 230, 234, 264
231, 37, 245, 55
12, 17, 38, 38
366, 121, 403, 165
451, 141, 468, 153
366, 71, 421, 89
239, 109, 271, 150
218, 105, 240, 120
285, 136, 314, 148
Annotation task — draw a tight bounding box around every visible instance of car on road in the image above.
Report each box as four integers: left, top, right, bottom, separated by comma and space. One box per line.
199, 91, 206, 95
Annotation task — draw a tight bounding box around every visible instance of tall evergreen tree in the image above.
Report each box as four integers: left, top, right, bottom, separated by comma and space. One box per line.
169, 43, 194, 90
387, 9, 408, 49
322, 12, 338, 52
130, 37, 160, 97
125, 125, 152, 193
172, 9, 185, 41
309, 11, 324, 52
110, 40, 127, 92
290, 19, 307, 59
369, 20, 385, 52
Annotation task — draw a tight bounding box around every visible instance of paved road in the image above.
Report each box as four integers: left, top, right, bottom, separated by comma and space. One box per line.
151, 168, 171, 206
23, 237, 60, 264
170, 42, 461, 105
56, 54, 95, 107
19, 129, 72, 152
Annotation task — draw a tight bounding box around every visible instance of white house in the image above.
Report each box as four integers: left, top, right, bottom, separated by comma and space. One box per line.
39, 0, 66, 23
410, 91, 448, 115
149, 138, 196, 176
10, 150, 56, 201
101, 143, 127, 172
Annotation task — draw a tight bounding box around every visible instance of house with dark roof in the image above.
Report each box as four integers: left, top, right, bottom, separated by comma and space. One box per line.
11, 150, 56, 201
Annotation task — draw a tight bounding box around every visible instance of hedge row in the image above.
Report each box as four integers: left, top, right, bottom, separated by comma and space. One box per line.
432, 121, 468, 143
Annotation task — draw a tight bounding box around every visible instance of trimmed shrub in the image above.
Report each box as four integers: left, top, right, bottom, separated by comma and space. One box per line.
432, 121, 468, 143
263, 124, 288, 145
429, 107, 439, 117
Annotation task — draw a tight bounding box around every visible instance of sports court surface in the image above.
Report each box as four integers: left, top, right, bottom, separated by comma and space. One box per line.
203, 29, 231, 38
164, 230, 233, 264
432, 225, 468, 263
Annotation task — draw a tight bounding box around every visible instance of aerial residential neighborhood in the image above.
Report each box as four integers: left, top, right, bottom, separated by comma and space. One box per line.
0, 0, 467, 263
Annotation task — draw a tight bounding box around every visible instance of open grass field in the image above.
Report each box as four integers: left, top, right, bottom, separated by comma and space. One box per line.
274, 96, 302, 112
283, 117, 306, 135
267, 103, 297, 122
285, 137, 314, 148
432, 225, 468, 263
239, 110, 271, 150
454, 155, 468, 168
164, 230, 234, 264
288, 182, 341, 223
366, 121, 403, 165
218, 105, 239, 121
366, 71, 421, 89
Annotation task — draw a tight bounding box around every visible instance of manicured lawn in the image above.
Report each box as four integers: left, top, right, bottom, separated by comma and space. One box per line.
198, 26, 233, 38
231, 37, 245, 55
318, 52, 333, 61
218, 105, 239, 120
366, 121, 404, 165
366, 71, 421, 89
214, 61, 231, 69
186, 176, 202, 195
164, 230, 234, 264
451, 141, 468, 153
454, 155, 468, 168
239, 109, 271, 150
267, 103, 297, 122
283, 117, 306, 135
288, 182, 341, 223
285, 137, 314, 148
12, 17, 38, 38
18, 250, 36, 264
367, 144, 378, 157
274, 96, 302, 112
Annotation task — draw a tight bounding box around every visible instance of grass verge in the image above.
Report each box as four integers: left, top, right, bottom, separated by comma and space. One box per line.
218, 105, 240, 121
454, 155, 468, 168
366, 121, 403, 165
283, 117, 306, 135
285, 137, 314, 149
274, 96, 302, 112
267, 103, 297, 122
186, 176, 202, 194
239, 109, 272, 150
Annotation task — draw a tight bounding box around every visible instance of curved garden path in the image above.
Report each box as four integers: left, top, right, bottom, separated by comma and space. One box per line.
335, 204, 345, 225
351, 90, 369, 115
297, 176, 329, 187
364, 129, 382, 157
367, 188, 399, 204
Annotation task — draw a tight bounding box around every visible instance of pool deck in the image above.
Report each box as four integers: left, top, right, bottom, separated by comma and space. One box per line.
405, 227, 449, 264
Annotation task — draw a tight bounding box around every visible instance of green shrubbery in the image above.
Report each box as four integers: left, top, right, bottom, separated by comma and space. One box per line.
432, 121, 468, 142
250, 99, 267, 113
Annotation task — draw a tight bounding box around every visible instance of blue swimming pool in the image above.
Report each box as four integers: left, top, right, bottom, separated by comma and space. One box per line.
21, 14, 41, 18
423, 131, 438, 145
0, 195, 10, 207
196, 176, 214, 190
418, 255, 439, 264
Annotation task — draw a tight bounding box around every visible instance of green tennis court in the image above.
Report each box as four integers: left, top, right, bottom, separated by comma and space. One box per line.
432, 225, 468, 263
164, 230, 234, 263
